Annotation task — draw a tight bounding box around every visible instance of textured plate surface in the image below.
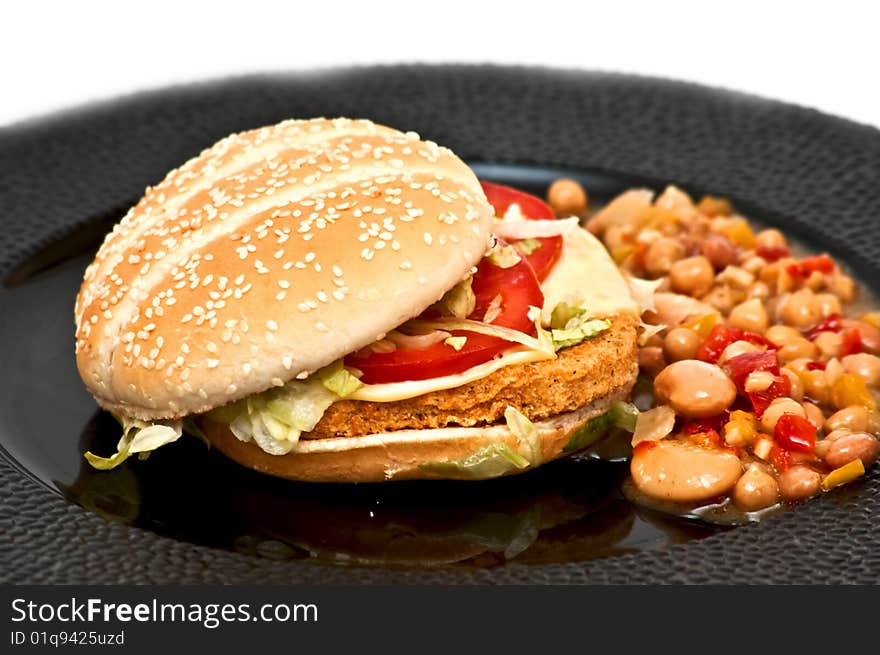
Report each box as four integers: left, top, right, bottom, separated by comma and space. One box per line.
1, 65, 879, 583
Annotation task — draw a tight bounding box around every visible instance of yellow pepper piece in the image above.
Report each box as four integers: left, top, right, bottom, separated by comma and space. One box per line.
684, 313, 721, 338
697, 195, 733, 217
720, 218, 756, 249
859, 311, 880, 330
821, 458, 865, 491
723, 410, 757, 447
639, 206, 680, 232
831, 373, 878, 411
611, 245, 635, 265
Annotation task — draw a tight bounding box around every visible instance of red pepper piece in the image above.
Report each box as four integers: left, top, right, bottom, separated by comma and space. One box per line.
839, 328, 864, 357
697, 324, 775, 364
806, 360, 827, 371
681, 413, 729, 435
723, 350, 780, 389
769, 445, 792, 471
632, 441, 657, 456
807, 313, 842, 340
786, 254, 835, 278
756, 244, 790, 262
747, 374, 792, 417
696, 324, 739, 363
774, 414, 817, 453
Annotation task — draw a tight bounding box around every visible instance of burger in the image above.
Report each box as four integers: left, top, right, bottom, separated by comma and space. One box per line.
75, 117, 643, 482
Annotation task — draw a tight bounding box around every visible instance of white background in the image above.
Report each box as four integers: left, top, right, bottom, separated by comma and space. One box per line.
3, 1, 879, 129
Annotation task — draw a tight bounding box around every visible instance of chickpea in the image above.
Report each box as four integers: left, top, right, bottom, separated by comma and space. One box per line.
644, 237, 685, 277
638, 346, 667, 377
804, 270, 826, 292
765, 324, 802, 347
814, 428, 851, 458
802, 402, 825, 430
777, 337, 819, 363
631, 440, 743, 503
747, 280, 771, 301
649, 292, 716, 327
718, 339, 760, 364
653, 360, 737, 418
670, 256, 715, 297
547, 178, 588, 217
781, 368, 805, 402
717, 265, 755, 290
813, 331, 843, 358
841, 353, 880, 386
732, 465, 779, 511
760, 397, 807, 433
728, 298, 769, 333
663, 327, 701, 362
815, 293, 842, 318
778, 465, 821, 502
742, 256, 768, 276
824, 432, 880, 469
755, 228, 788, 252
702, 285, 743, 316
701, 234, 738, 270
803, 369, 831, 405
825, 405, 869, 433
828, 271, 856, 303
778, 288, 821, 329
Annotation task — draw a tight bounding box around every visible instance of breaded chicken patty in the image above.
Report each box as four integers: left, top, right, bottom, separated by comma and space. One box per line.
305, 314, 639, 439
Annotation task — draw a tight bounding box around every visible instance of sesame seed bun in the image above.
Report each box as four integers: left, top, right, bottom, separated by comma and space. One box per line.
74, 118, 495, 420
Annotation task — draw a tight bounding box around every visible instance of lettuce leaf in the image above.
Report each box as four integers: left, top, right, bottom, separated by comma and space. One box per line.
84, 417, 182, 470
562, 401, 639, 452
209, 359, 366, 455
318, 360, 364, 397
431, 275, 476, 318
420, 442, 530, 479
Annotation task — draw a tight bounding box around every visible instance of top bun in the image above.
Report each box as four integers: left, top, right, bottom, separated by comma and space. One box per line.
75, 118, 494, 420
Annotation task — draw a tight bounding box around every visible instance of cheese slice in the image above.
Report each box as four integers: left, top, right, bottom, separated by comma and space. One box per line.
349, 225, 635, 403
540, 226, 639, 323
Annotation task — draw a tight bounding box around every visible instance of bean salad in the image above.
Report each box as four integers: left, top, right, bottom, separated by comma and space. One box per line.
546, 178, 880, 521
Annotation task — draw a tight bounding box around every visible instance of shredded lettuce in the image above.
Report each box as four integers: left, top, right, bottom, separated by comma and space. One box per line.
486, 243, 522, 269
84, 416, 182, 470
432, 275, 476, 318
562, 401, 639, 452
407, 316, 556, 358
421, 442, 530, 479
208, 359, 365, 455
444, 336, 467, 351
551, 318, 611, 350
503, 406, 543, 465
420, 406, 543, 480
318, 360, 364, 397
550, 301, 587, 330
515, 238, 543, 255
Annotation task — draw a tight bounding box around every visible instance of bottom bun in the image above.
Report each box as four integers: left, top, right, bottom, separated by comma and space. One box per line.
200, 383, 634, 483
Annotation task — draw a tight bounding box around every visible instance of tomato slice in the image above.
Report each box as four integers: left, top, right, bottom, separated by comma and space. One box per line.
480, 180, 563, 281
346, 252, 543, 384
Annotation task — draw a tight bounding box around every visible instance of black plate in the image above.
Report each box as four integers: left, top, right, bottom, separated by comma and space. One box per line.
1, 65, 879, 583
